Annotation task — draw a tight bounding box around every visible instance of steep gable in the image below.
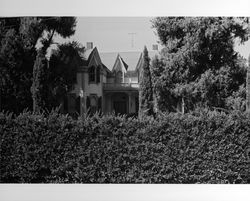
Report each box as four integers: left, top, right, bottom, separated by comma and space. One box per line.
100, 52, 141, 71
88, 47, 103, 67
112, 54, 128, 73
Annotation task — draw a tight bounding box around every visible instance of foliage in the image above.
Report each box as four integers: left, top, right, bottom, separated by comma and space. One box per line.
1, 110, 250, 183
139, 46, 154, 118
47, 41, 85, 110
151, 17, 250, 112
0, 18, 40, 113
0, 17, 77, 114
31, 17, 76, 113
31, 52, 49, 113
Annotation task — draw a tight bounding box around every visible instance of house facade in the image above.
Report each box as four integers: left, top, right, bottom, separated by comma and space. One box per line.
63, 43, 158, 116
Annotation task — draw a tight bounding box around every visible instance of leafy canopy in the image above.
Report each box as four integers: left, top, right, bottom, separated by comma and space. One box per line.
151, 17, 250, 112
47, 41, 85, 110
31, 17, 77, 113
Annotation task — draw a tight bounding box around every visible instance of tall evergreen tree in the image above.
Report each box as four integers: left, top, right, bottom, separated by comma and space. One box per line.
151, 17, 250, 112
31, 51, 48, 113
139, 46, 154, 118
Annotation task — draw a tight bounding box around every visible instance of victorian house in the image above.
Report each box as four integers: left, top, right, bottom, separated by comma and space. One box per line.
63, 42, 158, 116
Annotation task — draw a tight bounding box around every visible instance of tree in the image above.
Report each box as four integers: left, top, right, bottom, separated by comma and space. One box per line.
151, 17, 250, 112
47, 41, 85, 110
0, 18, 40, 113
139, 46, 154, 118
31, 17, 76, 113
31, 52, 48, 113
0, 17, 77, 114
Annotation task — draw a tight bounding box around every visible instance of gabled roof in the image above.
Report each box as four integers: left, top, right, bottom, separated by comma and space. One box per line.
82, 48, 159, 73
99, 51, 141, 71
111, 54, 128, 73
120, 56, 128, 71
99, 51, 159, 71
82, 47, 111, 73
83, 48, 94, 61
102, 63, 112, 73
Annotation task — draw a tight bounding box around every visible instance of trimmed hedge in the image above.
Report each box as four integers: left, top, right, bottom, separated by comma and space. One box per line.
0, 110, 250, 183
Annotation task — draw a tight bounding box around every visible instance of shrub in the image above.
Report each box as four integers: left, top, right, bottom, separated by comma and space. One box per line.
0, 110, 249, 183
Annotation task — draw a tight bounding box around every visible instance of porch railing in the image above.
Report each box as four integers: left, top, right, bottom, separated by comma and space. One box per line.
103, 82, 139, 91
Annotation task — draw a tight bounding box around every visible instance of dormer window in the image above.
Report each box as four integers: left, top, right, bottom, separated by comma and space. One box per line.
88, 65, 101, 83
88, 66, 95, 82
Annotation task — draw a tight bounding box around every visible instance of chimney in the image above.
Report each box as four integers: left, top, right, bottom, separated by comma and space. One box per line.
152, 44, 158, 51
86, 42, 93, 49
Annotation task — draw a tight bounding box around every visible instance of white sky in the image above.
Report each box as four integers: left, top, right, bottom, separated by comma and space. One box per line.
53, 17, 250, 59
55, 17, 160, 53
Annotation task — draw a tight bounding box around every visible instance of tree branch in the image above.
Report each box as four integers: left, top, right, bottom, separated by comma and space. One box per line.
41, 28, 56, 55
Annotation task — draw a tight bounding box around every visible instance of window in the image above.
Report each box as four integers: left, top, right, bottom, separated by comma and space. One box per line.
116, 71, 123, 83
88, 66, 95, 82
88, 65, 101, 83
96, 65, 101, 83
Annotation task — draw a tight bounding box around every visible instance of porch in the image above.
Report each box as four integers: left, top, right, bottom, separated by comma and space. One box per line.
103, 82, 139, 91
103, 91, 139, 115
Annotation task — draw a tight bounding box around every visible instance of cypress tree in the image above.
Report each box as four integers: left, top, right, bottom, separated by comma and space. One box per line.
31, 51, 48, 113
139, 46, 154, 118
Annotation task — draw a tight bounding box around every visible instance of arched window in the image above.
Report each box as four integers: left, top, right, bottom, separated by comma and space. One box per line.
116, 71, 123, 83
88, 66, 95, 82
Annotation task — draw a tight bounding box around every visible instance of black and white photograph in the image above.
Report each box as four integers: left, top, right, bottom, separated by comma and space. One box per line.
0, 0, 250, 200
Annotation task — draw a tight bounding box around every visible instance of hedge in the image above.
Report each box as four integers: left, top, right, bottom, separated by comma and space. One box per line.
0, 110, 250, 183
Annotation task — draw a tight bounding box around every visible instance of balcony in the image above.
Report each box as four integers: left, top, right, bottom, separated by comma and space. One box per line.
103, 82, 139, 91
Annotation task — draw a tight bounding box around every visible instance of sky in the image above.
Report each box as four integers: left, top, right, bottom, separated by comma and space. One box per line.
55, 17, 160, 53
54, 17, 250, 59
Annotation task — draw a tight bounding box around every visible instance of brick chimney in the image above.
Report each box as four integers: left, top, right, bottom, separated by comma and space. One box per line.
86, 42, 93, 49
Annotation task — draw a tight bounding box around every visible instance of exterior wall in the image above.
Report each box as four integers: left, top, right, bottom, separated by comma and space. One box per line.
84, 73, 102, 97
107, 77, 115, 83
103, 72, 107, 83
66, 48, 141, 116
69, 67, 139, 116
